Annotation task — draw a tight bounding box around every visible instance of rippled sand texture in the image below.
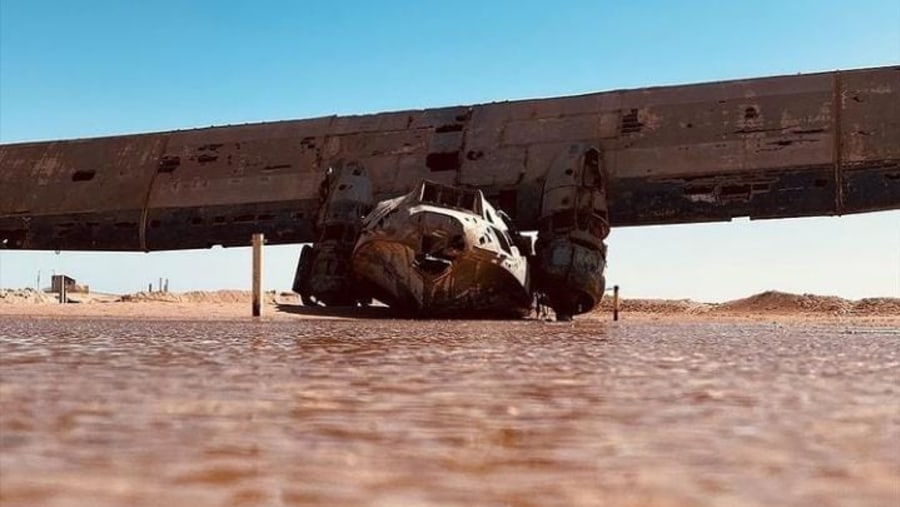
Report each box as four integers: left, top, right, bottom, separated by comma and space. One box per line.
1, 318, 898, 507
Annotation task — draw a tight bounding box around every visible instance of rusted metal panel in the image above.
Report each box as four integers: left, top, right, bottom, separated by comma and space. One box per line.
608, 167, 837, 225
607, 74, 836, 180
145, 200, 318, 251
843, 167, 900, 213
0, 134, 164, 215
841, 70, 900, 165
348, 180, 533, 317
1, 66, 897, 251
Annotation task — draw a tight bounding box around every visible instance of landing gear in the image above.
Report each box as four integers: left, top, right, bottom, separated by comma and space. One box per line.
291, 161, 374, 307
533, 144, 610, 321
292, 245, 318, 306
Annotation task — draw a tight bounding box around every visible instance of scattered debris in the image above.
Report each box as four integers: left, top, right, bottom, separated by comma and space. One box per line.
117, 290, 291, 305
0, 288, 56, 304
597, 298, 712, 315
119, 290, 284, 304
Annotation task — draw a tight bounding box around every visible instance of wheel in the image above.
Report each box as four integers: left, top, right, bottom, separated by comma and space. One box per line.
294, 245, 323, 306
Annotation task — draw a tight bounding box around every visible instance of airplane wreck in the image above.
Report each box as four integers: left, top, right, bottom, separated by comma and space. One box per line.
1, 66, 898, 319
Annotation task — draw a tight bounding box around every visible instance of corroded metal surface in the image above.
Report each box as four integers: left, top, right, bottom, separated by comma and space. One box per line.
292, 162, 373, 306
534, 145, 609, 319
1, 66, 898, 251
351, 181, 532, 317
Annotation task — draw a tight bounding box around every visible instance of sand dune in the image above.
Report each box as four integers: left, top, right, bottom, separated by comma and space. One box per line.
598, 290, 897, 317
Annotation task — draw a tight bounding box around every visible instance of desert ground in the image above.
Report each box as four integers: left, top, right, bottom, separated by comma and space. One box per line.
0, 288, 896, 325
2, 288, 898, 507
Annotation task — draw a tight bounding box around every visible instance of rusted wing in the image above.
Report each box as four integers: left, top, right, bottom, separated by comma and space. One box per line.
1, 66, 897, 251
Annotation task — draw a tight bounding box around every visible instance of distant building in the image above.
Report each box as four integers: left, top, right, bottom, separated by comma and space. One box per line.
50, 275, 87, 294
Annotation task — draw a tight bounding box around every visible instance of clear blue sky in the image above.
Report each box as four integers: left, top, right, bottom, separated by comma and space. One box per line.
1, 1, 898, 300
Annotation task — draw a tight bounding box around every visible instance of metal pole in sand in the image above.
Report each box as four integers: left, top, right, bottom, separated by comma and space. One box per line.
252, 233, 264, 317
613, 285, 620, 321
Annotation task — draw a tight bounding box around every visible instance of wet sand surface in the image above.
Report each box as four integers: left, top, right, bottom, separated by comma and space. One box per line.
1, 317, 898, 507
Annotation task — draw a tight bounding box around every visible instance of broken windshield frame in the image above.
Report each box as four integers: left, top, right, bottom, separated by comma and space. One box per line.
416, 181, 483, 215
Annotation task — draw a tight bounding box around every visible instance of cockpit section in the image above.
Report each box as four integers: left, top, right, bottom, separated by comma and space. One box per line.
417, 181, 483, 216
